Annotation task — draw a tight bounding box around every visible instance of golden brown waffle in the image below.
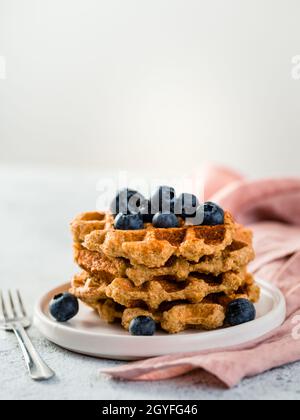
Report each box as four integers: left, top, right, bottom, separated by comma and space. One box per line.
71, 271, 260, 333
94, 281, 259, 334
71, 212, 113, 243
71, 211, 236, 268
70, 209, 259, 333
102, 276, 259, 334
73, 243, 127, 283
71, 268, 251, 309
74, 226, 254, 287
105, 271, 247, 310
216, 273, 261, 305
94, 299, 225, 333
70, 271, 110, 307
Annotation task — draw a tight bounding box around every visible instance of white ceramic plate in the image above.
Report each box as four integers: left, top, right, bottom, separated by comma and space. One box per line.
34, 278, 286, 360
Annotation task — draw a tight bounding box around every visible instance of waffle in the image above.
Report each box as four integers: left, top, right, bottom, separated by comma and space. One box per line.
99, 274, 259, 334
71, 211, 236, 268
89, 298, 226, 333
73, 243, 127, 283
93, 277, 259, 334
74, 226, 254, 287
71, 211, 113, 243
71, 268, 252, 309
70, 271, 111, 307
216, 275, 261, 305
70, 269, 259, 333
105, 271, 247, 310
70, 207, 259, 333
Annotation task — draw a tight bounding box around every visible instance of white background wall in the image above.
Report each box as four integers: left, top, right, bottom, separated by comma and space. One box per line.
0, 0, 300, 178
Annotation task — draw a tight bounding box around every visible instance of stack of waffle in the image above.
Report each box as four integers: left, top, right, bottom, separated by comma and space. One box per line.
70, 211, 259, 333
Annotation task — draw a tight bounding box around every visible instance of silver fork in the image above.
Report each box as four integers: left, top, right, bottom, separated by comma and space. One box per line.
0, 290, 55, 381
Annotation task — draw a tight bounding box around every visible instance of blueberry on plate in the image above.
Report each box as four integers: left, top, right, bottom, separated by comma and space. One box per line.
49, 292, 79, 322
129, 316, 156, 336
110, 188, 145, 216
225, 298, 256, 326
114, 213, 144, 230
138, 199, 154, 223
152, 212, 179, 228
151, 186, 175, 214
202, 201, 224, 225
174, 193, 199, 218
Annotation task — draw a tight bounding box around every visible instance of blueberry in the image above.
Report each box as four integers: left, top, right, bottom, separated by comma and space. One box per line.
202, 201, 224, 225
114, 213, 144, 230
138, 199, 154, 223
151, 186, 175, 214
129, 316, 156, 336
174, 193, 199, 218
49, 292, 79, 322
110, 189, 145, 216
225, 298, 256, 326
152, 212, 179, 228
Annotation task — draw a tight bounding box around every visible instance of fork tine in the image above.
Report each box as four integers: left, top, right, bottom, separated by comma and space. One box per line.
17, 290, 27, 317
8, 290, 18, 318
0, 291, 8, 321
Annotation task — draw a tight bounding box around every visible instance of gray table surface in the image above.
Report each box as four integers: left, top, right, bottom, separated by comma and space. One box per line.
1, 165, 300, 400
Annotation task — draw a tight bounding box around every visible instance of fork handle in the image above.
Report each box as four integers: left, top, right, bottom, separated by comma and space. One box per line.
13, 323, 55, 380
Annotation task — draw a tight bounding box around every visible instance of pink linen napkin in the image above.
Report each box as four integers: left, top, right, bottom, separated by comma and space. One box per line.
102, 165, 300, 387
